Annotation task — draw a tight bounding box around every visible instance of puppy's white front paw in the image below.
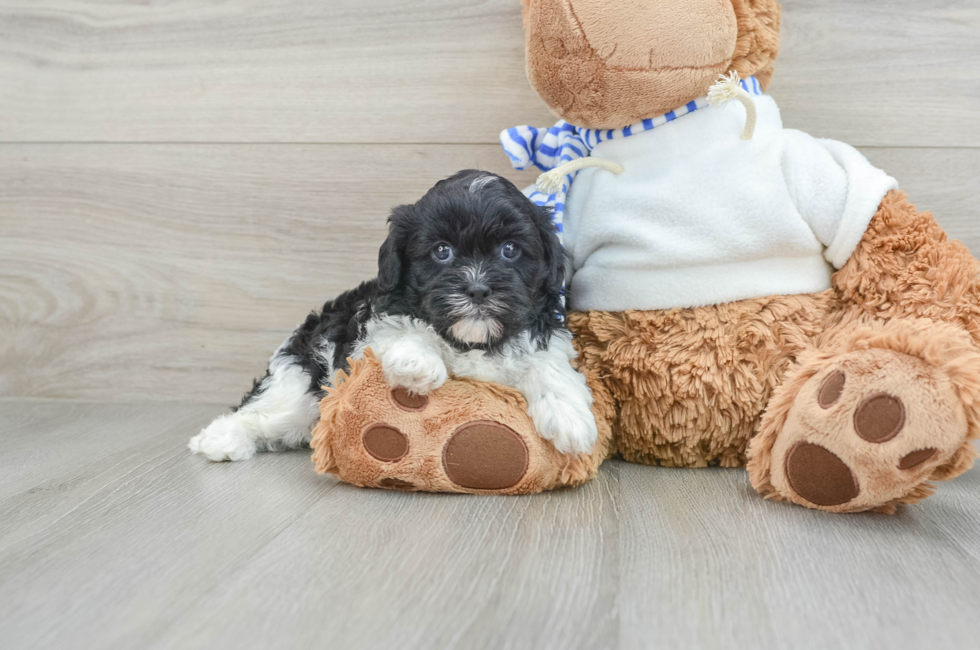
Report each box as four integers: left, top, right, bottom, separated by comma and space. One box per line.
381, 347, 449, 395
527, 396, 599, 456
189, 415, 258, 462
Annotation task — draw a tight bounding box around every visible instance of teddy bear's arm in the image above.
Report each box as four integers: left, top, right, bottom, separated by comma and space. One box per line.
780, 129, 898, 269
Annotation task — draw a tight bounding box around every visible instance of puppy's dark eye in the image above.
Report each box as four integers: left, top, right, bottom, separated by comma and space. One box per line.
432, 242, 453, 263
500, 242, 520, 260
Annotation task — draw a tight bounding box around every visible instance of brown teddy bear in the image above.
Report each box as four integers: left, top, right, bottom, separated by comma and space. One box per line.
313, 0, 980, 513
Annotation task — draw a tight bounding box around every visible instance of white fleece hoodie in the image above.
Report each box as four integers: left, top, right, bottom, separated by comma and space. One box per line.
559, 94, 897, 311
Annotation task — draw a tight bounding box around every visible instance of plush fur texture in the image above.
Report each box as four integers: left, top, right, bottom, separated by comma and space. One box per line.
570, 292, 828, 468
311, 350, 616, 494
569, 192, 980, 511
728, 0, 780, 91
521, 0, 779, 129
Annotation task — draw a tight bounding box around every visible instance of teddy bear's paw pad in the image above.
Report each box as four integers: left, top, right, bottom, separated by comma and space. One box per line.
442, 421, 529, 490
769, 349, 968, 512
362, 424, 410, 462
784, 442, 859, 507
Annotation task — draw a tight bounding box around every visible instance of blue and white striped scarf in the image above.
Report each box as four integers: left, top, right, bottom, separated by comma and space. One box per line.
500, 76, 764, 242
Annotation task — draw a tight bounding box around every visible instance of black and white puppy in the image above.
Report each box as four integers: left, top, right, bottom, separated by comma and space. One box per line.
189, 170, 598, 462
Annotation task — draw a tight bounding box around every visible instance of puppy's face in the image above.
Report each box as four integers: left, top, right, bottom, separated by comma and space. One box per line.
377, 170, 565, 349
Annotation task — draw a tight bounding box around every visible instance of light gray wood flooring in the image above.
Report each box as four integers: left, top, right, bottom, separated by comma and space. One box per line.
1, 400, 978, 650
3, 1, 980, 648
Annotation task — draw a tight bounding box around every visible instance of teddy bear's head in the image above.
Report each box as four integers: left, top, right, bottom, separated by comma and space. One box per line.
521, 0, 781, 129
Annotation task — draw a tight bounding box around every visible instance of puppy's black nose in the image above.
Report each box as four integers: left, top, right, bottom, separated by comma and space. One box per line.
465, 283, 492, 303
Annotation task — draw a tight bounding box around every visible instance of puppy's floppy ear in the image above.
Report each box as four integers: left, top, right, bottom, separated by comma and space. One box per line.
535, 204, 567, 298
377, 205, 411, 292
377, 236, 400, 292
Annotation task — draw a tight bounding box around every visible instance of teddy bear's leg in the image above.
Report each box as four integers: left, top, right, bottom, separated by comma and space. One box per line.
747, 192, 980, 512
569, 295, 828, 468
312, 352, 617, 494
749, 191, 980, 512
747, 318, 980, 513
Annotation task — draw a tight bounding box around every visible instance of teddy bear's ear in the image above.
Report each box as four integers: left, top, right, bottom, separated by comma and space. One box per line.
729, 0, 782, 91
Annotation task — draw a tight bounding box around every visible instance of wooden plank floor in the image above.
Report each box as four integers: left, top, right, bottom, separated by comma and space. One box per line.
1, 400, 978, 650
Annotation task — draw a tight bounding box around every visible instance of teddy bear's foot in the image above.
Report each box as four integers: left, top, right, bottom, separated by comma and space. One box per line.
310, 352, 615, 495
748, 320, 980, 513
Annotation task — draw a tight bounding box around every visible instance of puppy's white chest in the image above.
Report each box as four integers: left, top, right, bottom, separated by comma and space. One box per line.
447, 349, 508, 384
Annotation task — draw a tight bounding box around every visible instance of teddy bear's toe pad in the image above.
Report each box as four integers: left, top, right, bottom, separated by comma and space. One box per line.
853, 393, 905, 443
818, 371, 846, 407
898, 448, 937, 469
379, 477, 416, 490
362, 424, 410, 462
391, 387, 428, 411
443, 421, 529, 490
